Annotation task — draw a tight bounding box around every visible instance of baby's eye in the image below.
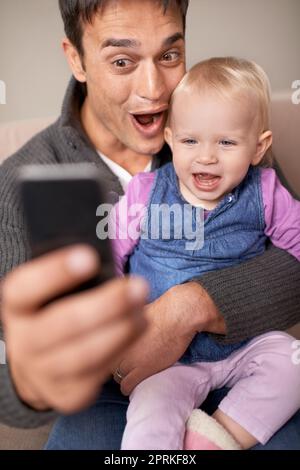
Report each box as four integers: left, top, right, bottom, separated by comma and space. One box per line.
182, 139, 198, 145
219, 139, 236, 146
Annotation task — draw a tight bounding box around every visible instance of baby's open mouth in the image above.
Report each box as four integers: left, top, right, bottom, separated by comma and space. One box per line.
192, 173, 221, 191
194, 173, 220, 184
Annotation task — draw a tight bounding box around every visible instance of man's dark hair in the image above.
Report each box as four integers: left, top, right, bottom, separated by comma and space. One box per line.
59, 0, 189, 57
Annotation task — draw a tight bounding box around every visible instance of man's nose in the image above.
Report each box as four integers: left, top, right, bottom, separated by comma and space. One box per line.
136, 61, 166, 102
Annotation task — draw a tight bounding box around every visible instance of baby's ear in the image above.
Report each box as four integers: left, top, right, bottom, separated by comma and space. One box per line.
164, 127, 173, 150
252, 130, 273, 166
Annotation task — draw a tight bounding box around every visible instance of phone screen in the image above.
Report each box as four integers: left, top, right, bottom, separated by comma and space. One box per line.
18, 164, 116, 287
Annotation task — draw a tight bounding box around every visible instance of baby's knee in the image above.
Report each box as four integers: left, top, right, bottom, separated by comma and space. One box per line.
265, 333, 300, 385
130, 365, 194, 401
272, 332, 299, 360
130, 369, 175, 401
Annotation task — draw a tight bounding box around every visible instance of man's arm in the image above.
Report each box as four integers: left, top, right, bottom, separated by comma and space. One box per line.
200, 244, 300, 344
0, 317, 56, 428
118, 244, 300, 395
1, 246, 148, 428
0, 364, 57, 429
0, 151, 148, 428
201, 168, 297, 342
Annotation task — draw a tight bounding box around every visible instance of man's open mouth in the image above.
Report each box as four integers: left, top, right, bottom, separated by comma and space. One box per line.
133, 112, 163, 127
131, 112, 165, 137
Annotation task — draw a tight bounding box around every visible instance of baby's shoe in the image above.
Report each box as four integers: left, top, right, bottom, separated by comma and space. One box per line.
184, 409, 242, 450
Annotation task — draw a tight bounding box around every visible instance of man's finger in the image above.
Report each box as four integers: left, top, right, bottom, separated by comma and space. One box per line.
27, 277, 149, 352
120, 368, 142, 396
3, 245, 100, 312
40, 314, 147, 381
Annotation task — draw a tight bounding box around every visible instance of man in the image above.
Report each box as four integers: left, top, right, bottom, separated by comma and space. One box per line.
0, 0, 299, 449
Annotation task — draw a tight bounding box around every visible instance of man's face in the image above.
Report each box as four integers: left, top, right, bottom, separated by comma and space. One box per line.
79, 0, 186, 156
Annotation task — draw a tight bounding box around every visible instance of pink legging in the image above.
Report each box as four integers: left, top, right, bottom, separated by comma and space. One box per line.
122, 332, 300, 450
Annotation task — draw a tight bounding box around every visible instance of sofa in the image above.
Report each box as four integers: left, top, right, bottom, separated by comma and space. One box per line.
0, 93, 299, 449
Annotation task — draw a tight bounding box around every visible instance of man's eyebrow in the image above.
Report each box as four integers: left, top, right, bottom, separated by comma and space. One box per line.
101, 33, 184, 50
101, 38, 141, 49
162, 32, 184, 48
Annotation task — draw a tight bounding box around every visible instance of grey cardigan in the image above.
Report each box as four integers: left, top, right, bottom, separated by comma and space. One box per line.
0, 79, 299, 428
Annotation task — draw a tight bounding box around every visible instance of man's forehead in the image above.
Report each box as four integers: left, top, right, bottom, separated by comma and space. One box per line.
83, 0, 184, 40
98, 0, 182, 16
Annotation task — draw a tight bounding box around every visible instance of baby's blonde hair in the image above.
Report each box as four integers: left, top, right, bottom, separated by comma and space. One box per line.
170, 56, 272, 165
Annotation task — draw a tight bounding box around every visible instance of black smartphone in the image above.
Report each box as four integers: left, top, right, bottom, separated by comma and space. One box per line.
18, 163, 116, 291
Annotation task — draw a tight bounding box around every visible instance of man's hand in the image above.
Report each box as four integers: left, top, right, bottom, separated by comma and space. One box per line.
117, 281, 226, 395
1, 245, 148, 414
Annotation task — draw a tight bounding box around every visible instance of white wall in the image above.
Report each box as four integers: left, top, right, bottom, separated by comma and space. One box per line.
186, 0, 300, 93
0, 0, 299, 122
0, 0, 69, 122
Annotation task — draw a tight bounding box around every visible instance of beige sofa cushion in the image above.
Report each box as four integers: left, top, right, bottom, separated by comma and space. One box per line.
0, 423, 52, 450
0, 116, 56, 164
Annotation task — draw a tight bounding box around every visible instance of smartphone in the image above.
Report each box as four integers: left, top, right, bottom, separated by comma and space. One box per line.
18, 163, 116, 291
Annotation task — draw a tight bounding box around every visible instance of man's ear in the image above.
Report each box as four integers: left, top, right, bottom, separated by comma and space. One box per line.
62, 38, 86, 83
164, 127, 173, 151
252, 130, 273, 166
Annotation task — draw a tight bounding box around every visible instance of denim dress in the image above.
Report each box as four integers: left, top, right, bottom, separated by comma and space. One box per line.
129, 163, 267, 363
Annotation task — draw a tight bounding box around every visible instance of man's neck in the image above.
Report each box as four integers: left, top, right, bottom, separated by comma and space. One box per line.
80, 99, 152, 176
100, 150, 152, 175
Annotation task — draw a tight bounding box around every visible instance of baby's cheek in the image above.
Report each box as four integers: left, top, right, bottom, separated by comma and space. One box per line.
226, 157, 250, 179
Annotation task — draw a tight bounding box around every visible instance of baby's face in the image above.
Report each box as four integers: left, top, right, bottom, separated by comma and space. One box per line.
166, 88, 265, 209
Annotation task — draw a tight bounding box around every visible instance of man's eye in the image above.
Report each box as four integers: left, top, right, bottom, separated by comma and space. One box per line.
112, 59, 132, 68
183, 139, 197, 145
219, 139, 236, 146
162, 51, 180, 62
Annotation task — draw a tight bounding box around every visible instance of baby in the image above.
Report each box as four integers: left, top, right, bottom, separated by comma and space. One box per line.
110, 57, 300, 450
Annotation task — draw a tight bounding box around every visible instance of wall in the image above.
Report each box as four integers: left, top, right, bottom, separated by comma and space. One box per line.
0, 0, 299, 122
186, 0, 300, 92
0, 0, 69, 122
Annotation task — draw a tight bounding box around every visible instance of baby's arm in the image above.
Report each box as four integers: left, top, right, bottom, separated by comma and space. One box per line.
110, 172, 156, 274
262, 168, 300, 261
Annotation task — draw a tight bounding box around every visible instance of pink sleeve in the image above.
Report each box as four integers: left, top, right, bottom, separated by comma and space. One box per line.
261, 168, 300, 261
110, 172, 156, 275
